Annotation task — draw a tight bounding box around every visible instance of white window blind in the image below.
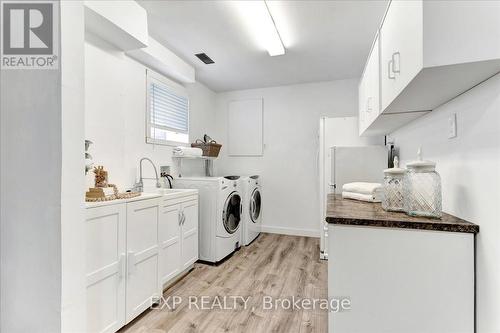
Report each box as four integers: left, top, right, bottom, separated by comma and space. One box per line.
146, 71, 189, 145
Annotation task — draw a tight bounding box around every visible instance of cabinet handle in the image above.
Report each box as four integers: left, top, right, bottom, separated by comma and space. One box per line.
388, 60, 395, 79
181, 211, 186, 225
366, 97, 372, 113
392, 52, 400, 73
127, 251, 136, 275
178, 211, 183, 225
118, 253, 126, 279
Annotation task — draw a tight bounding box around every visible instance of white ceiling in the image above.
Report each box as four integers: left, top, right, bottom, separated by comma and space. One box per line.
139, 1, 389, 92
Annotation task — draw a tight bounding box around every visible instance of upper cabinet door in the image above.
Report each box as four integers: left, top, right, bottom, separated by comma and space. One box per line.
359, 35, 380, 135
380, 0, 423, 111
366, 36, 380, 126
358, 74, 367, 135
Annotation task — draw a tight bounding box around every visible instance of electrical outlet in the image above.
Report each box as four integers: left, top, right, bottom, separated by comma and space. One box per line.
160, 165, 171, 176
448, 113, 457, 139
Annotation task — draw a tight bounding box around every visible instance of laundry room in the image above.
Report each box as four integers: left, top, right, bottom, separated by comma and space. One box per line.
1, 1, 500, 333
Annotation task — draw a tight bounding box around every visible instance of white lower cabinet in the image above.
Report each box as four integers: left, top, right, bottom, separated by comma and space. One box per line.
86, 193, 198, 332
180, 200, 199, 270
158, 204, 182, 285
328, 224, 474, 333
159, 196, 199, 287
86, 204, 126, 333
125, 198, 161, 323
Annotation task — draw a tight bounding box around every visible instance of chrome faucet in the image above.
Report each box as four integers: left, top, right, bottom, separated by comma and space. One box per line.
133, 157, 161, 192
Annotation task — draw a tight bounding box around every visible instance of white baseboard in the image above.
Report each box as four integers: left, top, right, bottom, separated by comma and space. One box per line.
261, 225, 320, 238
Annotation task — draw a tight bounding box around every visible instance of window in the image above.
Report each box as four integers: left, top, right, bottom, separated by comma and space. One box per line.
146, 70, 189, 145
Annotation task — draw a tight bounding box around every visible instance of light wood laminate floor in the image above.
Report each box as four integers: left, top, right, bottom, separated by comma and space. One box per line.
120, 233, 327, 333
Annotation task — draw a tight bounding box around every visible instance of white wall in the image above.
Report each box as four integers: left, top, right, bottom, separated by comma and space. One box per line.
84, 33, 216, 190
0, 61, 63, 333
390, 73, 500, 333
60, 1, 86, 331
214, 79, 359, 237
0, 2, 88, 332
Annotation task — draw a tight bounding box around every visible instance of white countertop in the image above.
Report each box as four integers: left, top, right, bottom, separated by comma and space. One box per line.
85, 189, 198, 209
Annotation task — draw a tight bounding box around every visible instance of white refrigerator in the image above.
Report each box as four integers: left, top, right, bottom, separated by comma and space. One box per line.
318, 117, 387, 260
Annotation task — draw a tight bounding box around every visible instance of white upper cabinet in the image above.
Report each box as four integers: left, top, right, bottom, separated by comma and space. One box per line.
359, 35, 381, 135
360, 0, 500, 136
380, 0, 423, 111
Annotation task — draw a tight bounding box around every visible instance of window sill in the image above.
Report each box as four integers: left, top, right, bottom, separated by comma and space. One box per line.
146, 137, 190, 147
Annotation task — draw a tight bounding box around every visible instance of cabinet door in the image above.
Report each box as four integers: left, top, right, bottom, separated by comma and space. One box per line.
181, 200, 199, 270
358, 73, 368, 135
365, 36, 380, 125
126, 198, 160, 323
158, 203, 181, 286
86, 204, 126, 333
380, 0, 423, 111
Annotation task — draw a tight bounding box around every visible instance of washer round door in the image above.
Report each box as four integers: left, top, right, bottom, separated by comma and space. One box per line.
223, 192, 241, 234
250, 188, 261, 223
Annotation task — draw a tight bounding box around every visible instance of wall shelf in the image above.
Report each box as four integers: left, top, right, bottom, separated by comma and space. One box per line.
172, 155, 216, 177
172, 155, 216, 160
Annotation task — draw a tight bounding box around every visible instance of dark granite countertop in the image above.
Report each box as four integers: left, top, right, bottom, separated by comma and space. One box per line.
326, 194, 479, 234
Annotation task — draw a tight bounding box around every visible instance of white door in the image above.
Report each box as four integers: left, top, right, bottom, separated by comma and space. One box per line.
158, 203, 181, 286
380, 0, 423, 111
318, 117, 385, 259
126, 198, 160, 323
365, 35, 380, 126
358, 68, 368, 134
86, 204, 126, 333
181, 200, 199, 270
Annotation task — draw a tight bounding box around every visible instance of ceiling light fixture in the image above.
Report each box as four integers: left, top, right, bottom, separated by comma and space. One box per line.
262, 0, 285, 56
235, 0, 286, 56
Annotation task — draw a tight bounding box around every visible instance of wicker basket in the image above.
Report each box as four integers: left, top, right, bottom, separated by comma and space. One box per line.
191, 139, 222, 157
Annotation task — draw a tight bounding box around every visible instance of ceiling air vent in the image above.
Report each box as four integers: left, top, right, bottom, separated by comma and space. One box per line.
195, 53, 215, 64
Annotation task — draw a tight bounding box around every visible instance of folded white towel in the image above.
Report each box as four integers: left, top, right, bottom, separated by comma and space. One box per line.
342, 182, 382, 195
173, 147, 203, 157
342, 191, 381, 203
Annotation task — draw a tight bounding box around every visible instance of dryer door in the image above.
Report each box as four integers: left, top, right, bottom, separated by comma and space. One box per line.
223, 192, 241, 234
250, 189, 261, 223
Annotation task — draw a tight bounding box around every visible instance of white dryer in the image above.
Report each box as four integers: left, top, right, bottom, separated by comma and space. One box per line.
239, 175, 262, 245
173, 176, 242, 263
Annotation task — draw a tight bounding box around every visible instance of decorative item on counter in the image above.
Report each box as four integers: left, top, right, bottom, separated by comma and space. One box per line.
403, 148, 442, 218
85, 140, 93, 174
93, 165, 108, 187
86, 172, 142, 202
191, 134, 222, 157
382, 156, 406, 212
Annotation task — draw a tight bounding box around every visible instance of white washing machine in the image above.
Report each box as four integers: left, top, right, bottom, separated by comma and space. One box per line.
239, 175, 262, 246
173, 176, 242, 263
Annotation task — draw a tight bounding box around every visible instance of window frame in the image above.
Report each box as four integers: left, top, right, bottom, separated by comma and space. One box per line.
145, 70, 190, 146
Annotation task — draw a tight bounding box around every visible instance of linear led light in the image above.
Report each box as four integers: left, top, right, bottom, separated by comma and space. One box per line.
236, 0, 286, 56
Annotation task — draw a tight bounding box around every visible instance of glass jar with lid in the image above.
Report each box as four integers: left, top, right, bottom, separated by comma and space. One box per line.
403, 148, 442, 218
382, 156, 406, 212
